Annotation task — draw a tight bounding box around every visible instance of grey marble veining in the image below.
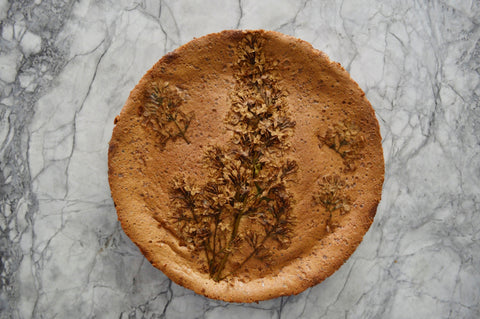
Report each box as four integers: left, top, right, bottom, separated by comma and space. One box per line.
1, 0, 479, 318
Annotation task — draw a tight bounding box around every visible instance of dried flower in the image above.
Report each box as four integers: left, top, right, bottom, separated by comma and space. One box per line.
169, 33, 297, 281
313, 174, 351, 232
318, 121, 365, 171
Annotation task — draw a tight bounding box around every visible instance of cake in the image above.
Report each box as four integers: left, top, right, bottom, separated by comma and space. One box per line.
108, 30, 384, 302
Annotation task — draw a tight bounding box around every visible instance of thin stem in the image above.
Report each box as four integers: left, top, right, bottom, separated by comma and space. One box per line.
212, 211, 244, 281
204, 238, 212, 273
212, 213, 219, 259
218, 228, 273, 281
173, 117, 191, 144
230, 212, 242, 242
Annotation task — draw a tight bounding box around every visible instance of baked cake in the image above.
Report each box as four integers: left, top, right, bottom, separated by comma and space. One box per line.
108, 30, 384, 302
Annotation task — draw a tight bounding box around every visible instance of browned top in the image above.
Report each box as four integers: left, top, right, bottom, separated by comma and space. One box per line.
108, 30, 384, 303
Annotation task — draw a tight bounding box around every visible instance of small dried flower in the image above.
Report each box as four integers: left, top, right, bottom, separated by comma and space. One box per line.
313, 174, 352, 232
318, 121, 365, 171
140, 81, 193, 147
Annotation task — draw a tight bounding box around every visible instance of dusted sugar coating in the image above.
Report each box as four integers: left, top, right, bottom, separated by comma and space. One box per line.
108, 30, 384, 303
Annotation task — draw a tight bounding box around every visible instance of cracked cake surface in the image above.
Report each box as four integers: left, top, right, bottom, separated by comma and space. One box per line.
108, 30, 384, 302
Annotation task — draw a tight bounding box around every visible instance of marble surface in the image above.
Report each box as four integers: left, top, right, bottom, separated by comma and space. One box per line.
1, 0, 479, 318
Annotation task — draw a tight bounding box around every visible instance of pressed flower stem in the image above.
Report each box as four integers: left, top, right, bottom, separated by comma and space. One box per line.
212, 211, 244, 281
212, 214, 219, 264
188, 205, 214, 274
218, 228, 273, 281
172, 118, 191, 144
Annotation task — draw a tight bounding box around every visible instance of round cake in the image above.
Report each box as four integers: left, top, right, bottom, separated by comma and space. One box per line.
108, 30, 384, 302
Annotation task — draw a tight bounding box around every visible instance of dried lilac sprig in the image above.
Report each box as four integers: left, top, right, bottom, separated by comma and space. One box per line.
170, 33, 298, 281
140, 81, 192, 147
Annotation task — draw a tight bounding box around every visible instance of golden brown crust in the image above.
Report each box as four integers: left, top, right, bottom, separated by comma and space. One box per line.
108, 30, 384, 303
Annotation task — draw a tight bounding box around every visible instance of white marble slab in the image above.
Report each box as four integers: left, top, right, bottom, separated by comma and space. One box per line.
1, 0, 479, 318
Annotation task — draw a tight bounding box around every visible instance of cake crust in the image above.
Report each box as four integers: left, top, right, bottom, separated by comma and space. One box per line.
108, 30, 384, 302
